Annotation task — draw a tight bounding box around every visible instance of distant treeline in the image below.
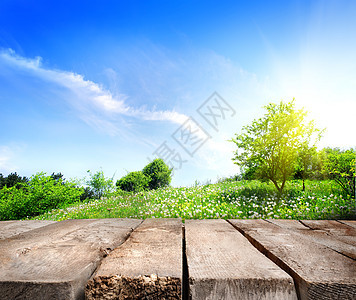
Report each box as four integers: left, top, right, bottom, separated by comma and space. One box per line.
0, 159, 172, 221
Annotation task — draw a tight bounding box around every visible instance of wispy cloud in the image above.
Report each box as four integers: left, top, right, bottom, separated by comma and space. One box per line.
0, 145, 18, 173
0, 49, 188, 135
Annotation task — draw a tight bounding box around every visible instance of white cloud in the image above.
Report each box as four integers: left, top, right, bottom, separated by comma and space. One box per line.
0, 145, 18, 173
0, 49, 188, 132
193, 134, 239, 174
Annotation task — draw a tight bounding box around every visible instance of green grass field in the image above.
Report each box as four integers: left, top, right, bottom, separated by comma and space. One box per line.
31, 179, 355, 221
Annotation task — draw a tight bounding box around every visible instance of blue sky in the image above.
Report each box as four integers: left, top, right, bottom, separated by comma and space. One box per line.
0, 0, 355, 186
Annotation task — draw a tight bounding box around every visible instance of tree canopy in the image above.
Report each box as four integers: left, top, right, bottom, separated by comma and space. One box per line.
323, 148, 355, 198
142, 158, 172, 189
231, 99, 323, 193
116, 171, 149, 192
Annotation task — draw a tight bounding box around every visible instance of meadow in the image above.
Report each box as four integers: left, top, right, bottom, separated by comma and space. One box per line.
32, 179, 355, 221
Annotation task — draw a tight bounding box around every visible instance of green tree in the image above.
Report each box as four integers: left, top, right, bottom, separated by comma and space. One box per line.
0, 173, 83, 220
142, 159, 172, 189
0, 172, 28, 189
294, 146, 323, 191
50, 172, 65, 184
231, 100, 323, 193
116, 171, 149, 192
86, 169, 115, 199
239, 160, 259, 180
323, 148, 355, 198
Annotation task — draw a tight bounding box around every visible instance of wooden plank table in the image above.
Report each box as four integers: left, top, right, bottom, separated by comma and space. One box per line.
185, 219, 297, 300
229, 219, 356, 300
85, 218, 182, 300
0, 219, 141, 300
0, 218, 354, 299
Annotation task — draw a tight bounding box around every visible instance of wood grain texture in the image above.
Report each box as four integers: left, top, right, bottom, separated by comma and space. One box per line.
0, 218, 141, 300
185, 219, 297, 300
267, 219, 309, 230
0, 220, 56, 240
229, 219, 356, 300
338, 220, 356, 228
86, 218, 182, 300
301, 220, 356, 250
269, 219, 356, 259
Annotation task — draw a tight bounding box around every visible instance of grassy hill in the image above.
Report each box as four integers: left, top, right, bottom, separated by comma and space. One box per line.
31, 179, 355, 221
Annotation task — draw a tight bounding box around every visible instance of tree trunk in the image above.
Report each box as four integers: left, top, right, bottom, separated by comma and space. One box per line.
280, 179, 286, 193
270, 179, 282, 194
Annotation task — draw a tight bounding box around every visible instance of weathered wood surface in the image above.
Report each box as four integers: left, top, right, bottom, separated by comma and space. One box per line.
267, 219, 309, 230
268, 219, 356, 259
0, 220, 56, 240
0, 218, 141, 300
229, 219, 356, 300
185, 219, 297, 300
85, 218, 182, 300
0, 218, 354, 300
339, 220, 356, 228
301, 219, 356, 238
301, 220, 356, 253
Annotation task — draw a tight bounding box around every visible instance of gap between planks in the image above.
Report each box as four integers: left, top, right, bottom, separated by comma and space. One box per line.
226, 220, 303, 300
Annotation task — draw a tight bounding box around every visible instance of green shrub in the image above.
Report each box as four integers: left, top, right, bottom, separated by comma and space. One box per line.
86, 170, 115, 199
80, 187, 95, 201
323, 148, 355, 198
0, 173, 83, 220
116, 171, 149, 192
142, 159, 172, 189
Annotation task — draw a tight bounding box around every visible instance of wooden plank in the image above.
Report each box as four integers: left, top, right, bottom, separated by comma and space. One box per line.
0, 220, 56, 240
0, 218, 142, 300
229, 219, 356, 300
267, 219, 309, 230
339, 220, 356, 228
301, 220, 356, 235
269, 219, 356, 259
86, 218, 182, 300
301, 220, 356, 246
185, 219, 297, 300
